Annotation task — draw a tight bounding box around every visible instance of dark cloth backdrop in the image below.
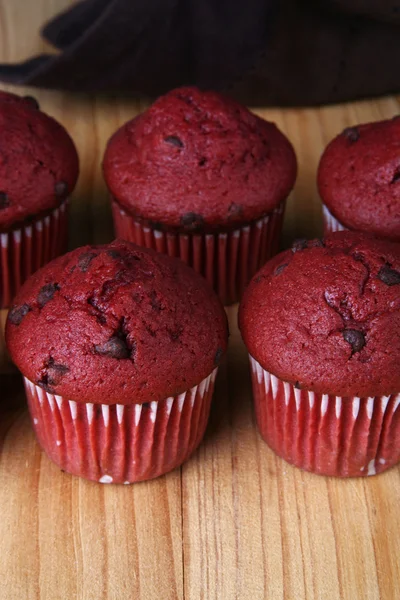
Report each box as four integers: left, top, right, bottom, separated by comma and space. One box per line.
0, 0, 399, 106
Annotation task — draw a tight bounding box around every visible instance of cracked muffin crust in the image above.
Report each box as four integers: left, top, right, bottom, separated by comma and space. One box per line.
318, 117, 400, 241
0, 90, 79, 231
239, 231, 400, 397
6, 239, 228, 404
103, 86, 297, 231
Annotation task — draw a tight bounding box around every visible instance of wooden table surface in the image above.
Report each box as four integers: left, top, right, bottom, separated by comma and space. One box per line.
1, 2, 400, 599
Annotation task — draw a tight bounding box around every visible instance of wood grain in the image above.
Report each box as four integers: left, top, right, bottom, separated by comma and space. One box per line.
0, 1, 400, 598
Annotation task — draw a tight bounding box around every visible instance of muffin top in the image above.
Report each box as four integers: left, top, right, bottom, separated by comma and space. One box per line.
239, 231, 400, 397
0, 91, 79, 231
318, 117, 400, 241
103, 86, 297, 231
6, 240, 228, 404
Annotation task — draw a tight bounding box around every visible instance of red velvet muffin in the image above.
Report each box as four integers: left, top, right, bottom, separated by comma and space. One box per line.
103, 86, 297, 305
6, 240, 228, 483
239, 231, 400, 477
0, 90, 79, 308
318, 117, 400, 241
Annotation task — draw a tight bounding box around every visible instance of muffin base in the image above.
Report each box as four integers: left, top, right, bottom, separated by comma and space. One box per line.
112, 198, 285, 305
322, 204, 348, 235
249, 356, 400, 477
1, 201, 69, 308
24, 368, 217, 484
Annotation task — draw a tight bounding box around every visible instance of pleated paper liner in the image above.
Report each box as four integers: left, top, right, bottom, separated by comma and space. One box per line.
322, 204, 348, 235
24, 368, 218, 484
112, 198, 285, 305
0, 201, 69, 372
0, 200, 69, 308
249, 356, 400, 477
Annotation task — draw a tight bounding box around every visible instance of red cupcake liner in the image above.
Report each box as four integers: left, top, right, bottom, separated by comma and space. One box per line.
322, 204, 348, 235
23, 368, 218, 484
249, 356, 400, 477
0, 201, 69, 308
112, 198, 285, 305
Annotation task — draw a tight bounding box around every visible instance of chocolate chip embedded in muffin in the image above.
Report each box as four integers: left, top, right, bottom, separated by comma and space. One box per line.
274, 263, 288, 276
391, 167, 400, 185
8, 303, 31, 325
308, 238, 325, 248
23, 95, 40, 110
164, 135, 183, 148
55, 181, 68, 197
228, 203, 243, 217
48, 360, 69, 378
149, 290, 162, 311
0, 191, 10, 209
37, 283, 60, 307
78, 252, 97, 272
40, 356, 70, 389
342, 329, 365, 354
291, 238, 308, 253
342, 127, 360, 143
94, 336, 131, 360
378, 265, 400, 286
107, 249, 123, 260
180, 212, 204, 231
167, 326, 182, 341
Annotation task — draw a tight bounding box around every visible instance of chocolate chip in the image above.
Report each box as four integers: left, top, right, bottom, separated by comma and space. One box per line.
78, 252, 97, 272
198, 157, 207, 166
378, 265, 400, 286
167, 325, 183, 341
343, 329, 365, 353
36, 381, 55, 394
42, 357, 69, 387
0, 191, 9, 209
23, 95, 40, 110
294, 381, 301, 389
141, 402, 151, 409
214, 347, 224, 366
165, 135, 183, 148
145, 324, 157, 338
274, 263, 288, 276
48, 360, 69, 377
107, 249, 122, 260
391, 167, 400, 184
54, 181, 68, 197
94, 336, 130, 359
228, 203, 243, 217
132, 292, 143, 304
180, 212, 204, 230
8, 304, 31, 326
343, 127, 360, 143
308, 238, 325, 248
37, 283, 60, 307
150, 291, 163, 311
291, 238, 308, 253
